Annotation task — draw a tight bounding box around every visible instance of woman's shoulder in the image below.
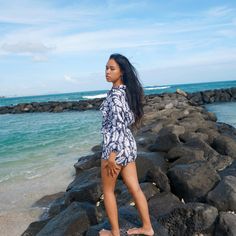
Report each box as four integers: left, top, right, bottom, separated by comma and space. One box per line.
108, 90, 126, 105
112, 88, 125, 95
111, 84, 126, 94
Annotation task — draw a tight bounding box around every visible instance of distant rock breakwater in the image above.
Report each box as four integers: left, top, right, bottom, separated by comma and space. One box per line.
1, 87, 236, 115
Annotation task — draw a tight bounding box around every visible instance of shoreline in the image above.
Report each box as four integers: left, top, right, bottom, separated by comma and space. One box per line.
0, 157, 76, 236
0, 145, 101, 236
22, 87, 236, 235
0, 86, 236, 115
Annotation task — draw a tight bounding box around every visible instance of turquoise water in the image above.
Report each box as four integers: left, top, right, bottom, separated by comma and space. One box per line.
0, 109, 103, 234
1, 80, 236, 107
205, 101, 236, 128
0, 110, 102, 183
0, 113, 102, 236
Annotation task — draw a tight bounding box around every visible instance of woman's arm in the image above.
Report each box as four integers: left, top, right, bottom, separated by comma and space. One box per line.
106, 91, 126, 158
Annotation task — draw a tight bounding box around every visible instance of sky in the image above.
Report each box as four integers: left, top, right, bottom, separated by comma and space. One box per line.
0, 0, 236, 97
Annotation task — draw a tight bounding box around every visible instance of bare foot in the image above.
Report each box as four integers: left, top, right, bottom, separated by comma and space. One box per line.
126, 227, 154, 235
99, 229, 113, 236
99, 228, 120, 236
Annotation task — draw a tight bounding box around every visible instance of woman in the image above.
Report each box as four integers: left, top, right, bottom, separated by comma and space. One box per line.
99, 53, 154, 236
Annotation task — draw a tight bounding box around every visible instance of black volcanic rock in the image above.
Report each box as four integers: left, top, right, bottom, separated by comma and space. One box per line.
23, 87, 236, 236
167, 161, 220, 202
215, 212, 236, 236
207, 175, 236, 211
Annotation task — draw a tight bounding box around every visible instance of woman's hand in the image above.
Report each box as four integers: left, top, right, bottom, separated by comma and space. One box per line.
105, 151, 121, 177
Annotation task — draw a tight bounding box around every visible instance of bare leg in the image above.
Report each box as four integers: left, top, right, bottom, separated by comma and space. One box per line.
120, 161, 154, 235
99, 159, 122, 236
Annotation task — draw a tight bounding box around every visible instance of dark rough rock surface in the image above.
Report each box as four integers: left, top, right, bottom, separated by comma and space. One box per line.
157, 203, 218, 236
22, 87, 236, 236
167, 161, 220, 202
207, 175, 236, 211
214, 212, 236, 236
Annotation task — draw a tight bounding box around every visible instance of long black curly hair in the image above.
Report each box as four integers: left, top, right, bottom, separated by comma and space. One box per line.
109, 53, 145, 130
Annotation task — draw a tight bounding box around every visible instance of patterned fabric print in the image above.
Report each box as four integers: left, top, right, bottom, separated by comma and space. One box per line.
99, 84, 137, 166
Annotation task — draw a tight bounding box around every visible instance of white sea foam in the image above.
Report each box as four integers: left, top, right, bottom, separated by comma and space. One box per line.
82, 93, 107, 99
25, 174, 42, 180
0, 175, 10, 183
145, 86, 170, 90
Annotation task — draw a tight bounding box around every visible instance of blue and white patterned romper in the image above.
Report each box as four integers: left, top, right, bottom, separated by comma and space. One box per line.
99, 84, 137, 166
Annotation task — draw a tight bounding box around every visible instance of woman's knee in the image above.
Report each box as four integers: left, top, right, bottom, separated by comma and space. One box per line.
103, 189, 115, 196
128, 184, 142, 196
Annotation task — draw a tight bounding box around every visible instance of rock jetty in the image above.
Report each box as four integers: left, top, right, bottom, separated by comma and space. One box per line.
1, 87, 236, 115
21, 87, 236, 236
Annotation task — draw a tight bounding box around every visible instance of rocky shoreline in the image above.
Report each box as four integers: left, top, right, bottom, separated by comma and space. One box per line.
21, 87, 236, 236
1, 87, 236, 115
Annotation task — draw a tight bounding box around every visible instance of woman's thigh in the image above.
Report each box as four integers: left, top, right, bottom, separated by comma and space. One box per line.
120, 161, 140, 194
101, 159, 122, 192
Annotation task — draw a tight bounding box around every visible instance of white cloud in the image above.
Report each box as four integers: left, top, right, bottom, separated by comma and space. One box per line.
106, 0, 147, 13
205, 6, 234, 17
1, 14, 235, 58
2, 41, 53, 54
1, 1, 236, 96
64, 75, 80, 84
142, 48, 236, 70
32, 54, 48, 62
1, 41, 53, 61
0, 0, 101, 25
0, 2, 235, 59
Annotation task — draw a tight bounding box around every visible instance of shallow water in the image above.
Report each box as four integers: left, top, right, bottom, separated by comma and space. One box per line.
0, 110, 102, 235
205, 101, 236, 128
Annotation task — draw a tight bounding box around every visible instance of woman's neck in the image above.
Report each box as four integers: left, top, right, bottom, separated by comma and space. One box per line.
112, 82, 124, 88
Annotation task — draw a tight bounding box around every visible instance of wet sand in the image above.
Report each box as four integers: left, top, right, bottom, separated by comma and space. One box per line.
0, 160, 75, 236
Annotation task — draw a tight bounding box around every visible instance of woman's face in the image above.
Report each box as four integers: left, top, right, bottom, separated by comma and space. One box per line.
105, 59, 123, 83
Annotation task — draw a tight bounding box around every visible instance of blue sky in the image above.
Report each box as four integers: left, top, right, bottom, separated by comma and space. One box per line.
0, 0, 236, 96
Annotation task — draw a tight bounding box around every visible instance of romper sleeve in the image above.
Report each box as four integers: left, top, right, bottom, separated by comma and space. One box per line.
106, 90, 126, 156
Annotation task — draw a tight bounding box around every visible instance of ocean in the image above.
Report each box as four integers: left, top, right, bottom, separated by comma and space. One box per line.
0, 80, 236, 235
1, 80, 236, 107
205, 101, 236, 128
